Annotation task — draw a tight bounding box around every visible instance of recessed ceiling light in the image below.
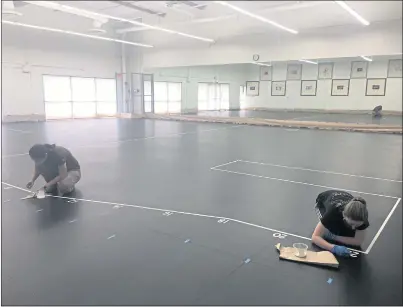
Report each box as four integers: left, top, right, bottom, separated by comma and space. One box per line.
214, 1, 298, 34
334, 1, 370, 26
2, 20, 154, 47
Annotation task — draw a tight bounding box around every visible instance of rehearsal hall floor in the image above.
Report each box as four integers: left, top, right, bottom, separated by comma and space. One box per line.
2, 118, 402, 305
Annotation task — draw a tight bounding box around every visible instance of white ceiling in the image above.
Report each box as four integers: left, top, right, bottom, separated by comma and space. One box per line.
2, 1, 402, 49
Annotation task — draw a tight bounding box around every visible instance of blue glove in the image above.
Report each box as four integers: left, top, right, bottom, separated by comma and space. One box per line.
331, 245, 351, 257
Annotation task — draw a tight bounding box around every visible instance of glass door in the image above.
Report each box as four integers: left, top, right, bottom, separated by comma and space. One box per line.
128, 73, 154, 114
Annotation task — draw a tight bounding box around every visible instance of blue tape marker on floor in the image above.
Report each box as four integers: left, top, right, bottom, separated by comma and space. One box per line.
184, 239, 191, 244
244, 258, 251, 264
327, 278, 333, 284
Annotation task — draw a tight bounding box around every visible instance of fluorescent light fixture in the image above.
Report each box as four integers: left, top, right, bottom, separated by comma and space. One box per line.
360, 55, 372, 62
214, 1, 298, 34
23, 1, 215, 43
251, 62, 272, 67
334, 1, 370, 26
299, 59, 318, 64
2, 20, 154, 48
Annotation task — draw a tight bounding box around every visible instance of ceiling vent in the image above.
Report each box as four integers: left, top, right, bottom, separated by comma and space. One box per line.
89, 20, 107, 34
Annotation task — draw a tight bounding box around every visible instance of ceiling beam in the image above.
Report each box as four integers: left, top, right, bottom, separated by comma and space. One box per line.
116, 14, 236, 34
214, 1, 298, 34
116, 1, 330, 34
22, 1, 215, 42
116, 1, 166, 17
2, 20, 154, 47
179, 1, 207, 10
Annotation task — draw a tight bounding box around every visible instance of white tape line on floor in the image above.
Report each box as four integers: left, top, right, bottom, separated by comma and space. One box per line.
2, 181, 367, 254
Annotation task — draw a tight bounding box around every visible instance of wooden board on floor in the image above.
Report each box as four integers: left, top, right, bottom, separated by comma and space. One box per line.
275, 243, 339, 269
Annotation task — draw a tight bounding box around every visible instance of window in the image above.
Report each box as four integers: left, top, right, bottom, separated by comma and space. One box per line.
43, 76, 71, 119
154, 81, 182, 114
45, 102, 72, 119
154, 81, 168, 114
71, 77, 96, 102
96, 78, 117, 116
168, 82, 181, 113
240, 85, 246, 109
43, 76, 117, 119
43, 76, 71, 102
197, 83, 209, 111
219, 84, 230, 110
71, 77, 96, 117
198, 83, 230, 111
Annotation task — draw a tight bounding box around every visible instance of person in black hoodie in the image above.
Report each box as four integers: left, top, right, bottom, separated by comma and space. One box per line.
311, 190, 369, 257
26, 144, 81, 196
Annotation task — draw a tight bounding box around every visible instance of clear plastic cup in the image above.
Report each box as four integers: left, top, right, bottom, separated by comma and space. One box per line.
36, 188, 46, 199
293, 243, 308, 258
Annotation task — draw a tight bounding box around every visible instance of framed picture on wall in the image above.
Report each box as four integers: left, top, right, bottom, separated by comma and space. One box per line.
387, 59, 402, 78
318, 63, 333, 79
331, 79, 350, 96
260, 66, 272, 81
366, 78, 386, 96
271, 81, 286, 96
246, 81, 260, 96
287, 64, 302, 80
300, 80, 317, 96
301, 80, 317, 96
351, 61, 368, 78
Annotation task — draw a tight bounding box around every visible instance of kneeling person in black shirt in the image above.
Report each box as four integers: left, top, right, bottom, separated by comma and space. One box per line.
27, 144, 81, 196
311, 190, 369, 257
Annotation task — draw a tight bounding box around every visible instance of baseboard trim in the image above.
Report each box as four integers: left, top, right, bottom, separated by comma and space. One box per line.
2, 114, 46, 123
242, 108, 402, 115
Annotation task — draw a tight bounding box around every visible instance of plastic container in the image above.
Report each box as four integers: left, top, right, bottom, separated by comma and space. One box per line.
293, 243, 308, 258
36, 188, 46, 199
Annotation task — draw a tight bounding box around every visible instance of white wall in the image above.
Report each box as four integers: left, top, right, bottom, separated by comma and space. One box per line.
2, 45, 120, 121
145, 64, 248, 112
144, 21, 402, 68
244, 58, 402, 112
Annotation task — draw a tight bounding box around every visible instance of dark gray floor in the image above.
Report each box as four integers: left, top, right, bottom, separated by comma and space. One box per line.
2, 118, 402, 305
190, 110, 403, 126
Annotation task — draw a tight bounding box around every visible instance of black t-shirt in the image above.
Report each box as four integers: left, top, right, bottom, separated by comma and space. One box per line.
36, 146, 80, 182
319, 190, 369, 237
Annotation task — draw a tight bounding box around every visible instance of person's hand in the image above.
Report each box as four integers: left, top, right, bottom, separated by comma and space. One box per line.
331, 245, 351, 257
26, 181, 34, 189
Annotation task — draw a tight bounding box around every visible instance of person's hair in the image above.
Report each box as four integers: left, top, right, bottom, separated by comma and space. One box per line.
29, 144, 55, 159
343, 197, 368, 222
373, 105, 382, 112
